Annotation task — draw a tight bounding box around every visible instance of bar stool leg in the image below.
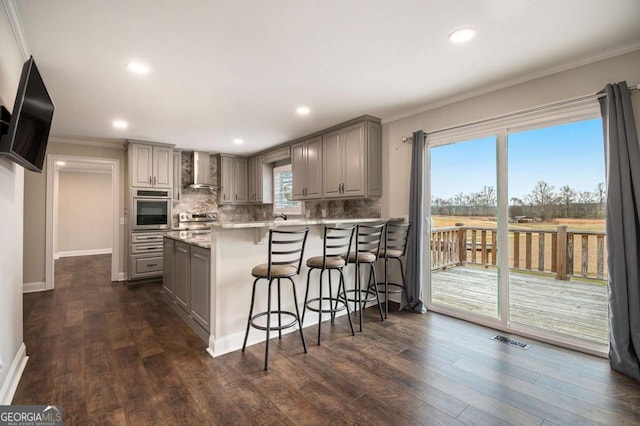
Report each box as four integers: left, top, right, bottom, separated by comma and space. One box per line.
328, 271, 335, 324
288, 277, 307, 353
384, 256, 389, 319
317, 269, 324, 345
356, 263, 363, 332
365, 264, 384, 321
264, 278, 275, 371
242, 278, 260, 352
302, 268, 313, 323
277, 278, 282, 339
339, 268, 355, 336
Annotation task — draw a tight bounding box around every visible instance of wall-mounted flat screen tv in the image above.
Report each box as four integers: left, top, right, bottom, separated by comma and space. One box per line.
0, 56, 55, 173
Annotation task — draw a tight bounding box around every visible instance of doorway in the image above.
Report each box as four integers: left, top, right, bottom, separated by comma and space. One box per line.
45, 155, 120, 289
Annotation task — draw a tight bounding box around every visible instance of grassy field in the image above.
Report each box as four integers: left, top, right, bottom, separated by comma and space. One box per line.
431, 216, 607, 280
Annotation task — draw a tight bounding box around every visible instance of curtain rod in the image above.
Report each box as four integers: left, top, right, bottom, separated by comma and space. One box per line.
401, 83, 639, 142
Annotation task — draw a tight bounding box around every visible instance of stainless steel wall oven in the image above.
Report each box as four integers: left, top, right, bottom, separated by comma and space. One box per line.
132, 189, 171, 231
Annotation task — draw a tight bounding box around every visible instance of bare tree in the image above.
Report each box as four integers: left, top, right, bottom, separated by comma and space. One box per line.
559, 185, 576, 217
528, 181, 556, 220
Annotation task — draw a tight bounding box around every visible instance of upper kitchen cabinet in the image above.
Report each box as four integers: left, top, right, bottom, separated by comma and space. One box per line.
322, 118, 382, 198
128, 141, 174, 189
217, 154, 248, 204
292, 136, 322, 200
173, 149, 182, 201
248, 155, 273, 203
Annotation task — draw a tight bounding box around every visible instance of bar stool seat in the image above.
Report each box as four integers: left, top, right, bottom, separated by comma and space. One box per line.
242, 227, 310, 371
251, 264, 298, 278
346, 252, 377, 263
305, 256, 346, 269
303, 225, 356, 345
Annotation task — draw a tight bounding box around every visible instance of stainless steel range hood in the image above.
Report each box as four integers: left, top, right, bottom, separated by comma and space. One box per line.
189, 151, 214, 189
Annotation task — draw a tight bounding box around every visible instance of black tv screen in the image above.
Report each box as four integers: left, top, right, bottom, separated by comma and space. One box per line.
0, 56, 54, 173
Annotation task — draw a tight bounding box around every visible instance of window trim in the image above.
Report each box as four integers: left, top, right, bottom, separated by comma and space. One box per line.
273, 164, 303, 216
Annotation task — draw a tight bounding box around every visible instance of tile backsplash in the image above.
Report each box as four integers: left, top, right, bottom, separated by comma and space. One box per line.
173, 152, 382, 225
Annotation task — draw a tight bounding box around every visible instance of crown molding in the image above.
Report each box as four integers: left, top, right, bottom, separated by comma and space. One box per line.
382, 41, 640, 125
2, 0, 30, 60
49, 136, 127, 150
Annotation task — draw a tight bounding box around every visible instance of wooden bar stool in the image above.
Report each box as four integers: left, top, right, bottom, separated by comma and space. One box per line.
302, 225, 356, 345
377, 222, 411, 318
345, 223, 385, 331
242, 227, 309, 370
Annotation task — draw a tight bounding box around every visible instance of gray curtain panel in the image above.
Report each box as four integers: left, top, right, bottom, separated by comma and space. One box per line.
401, 131, 426, 313
599, 82, 640, 381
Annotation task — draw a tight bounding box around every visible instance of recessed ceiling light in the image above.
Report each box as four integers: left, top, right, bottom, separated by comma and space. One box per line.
112, 120, 128, 129
296, 106, 310, 115
127, 62, 150, 74
448, 28, 477, 44
233, 138, 244, 145
56, 161, 66, 166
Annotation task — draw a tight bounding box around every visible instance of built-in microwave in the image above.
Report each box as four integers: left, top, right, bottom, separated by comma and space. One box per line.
132, 189, 172, 231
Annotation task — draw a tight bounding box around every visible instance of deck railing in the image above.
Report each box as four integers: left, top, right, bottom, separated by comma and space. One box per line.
430, 225, 607, 281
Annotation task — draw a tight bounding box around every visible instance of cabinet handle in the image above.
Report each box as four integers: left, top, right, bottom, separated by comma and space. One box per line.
235, 193, 237, 200
154, 176, 157, 186
147, 263, 158, 267
149, 176, 152, 185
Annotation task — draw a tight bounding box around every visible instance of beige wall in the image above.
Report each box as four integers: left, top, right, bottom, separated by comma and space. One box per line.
0, 5, 26, 403
381, 50, 640, 220
23, 141, 127, 283
57, 171, 113, 254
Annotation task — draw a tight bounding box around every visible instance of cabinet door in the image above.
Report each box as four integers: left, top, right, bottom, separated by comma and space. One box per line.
291, 142, 306, 200
322, 130, 343, 198
163, 238, 175, 297
234, 158, 248, 203
153, 146, 173, 188
190, 246, 210, 331
366, 122, 382, 197
342, 123, 365, 197
305, 136, 323, 198
174, 242, 191, 313
219, 156, 234, 204
254, 155, 265, 203
173, 151, 182, 201
130, 144, 153, 187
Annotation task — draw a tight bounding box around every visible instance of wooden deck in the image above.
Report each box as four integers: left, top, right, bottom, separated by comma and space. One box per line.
430, 266, 608, 345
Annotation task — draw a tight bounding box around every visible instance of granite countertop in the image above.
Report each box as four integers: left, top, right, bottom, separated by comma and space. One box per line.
165, 230, 212, 249
211, 217, 405, 230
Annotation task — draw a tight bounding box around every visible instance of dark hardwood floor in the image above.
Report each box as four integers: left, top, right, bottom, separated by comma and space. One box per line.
14, 255, 640, 425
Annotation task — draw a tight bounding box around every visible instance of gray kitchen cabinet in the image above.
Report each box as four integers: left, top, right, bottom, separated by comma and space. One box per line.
248, 155, 273, 203
190, 246, 210, 330
163, 237, 175, 297
128, 142, 173, 189
172, 149, 182, 201
292, 136, 322, 200
322, 120, 381, 198
174, 241, 191, 313
217, 155, 248, 204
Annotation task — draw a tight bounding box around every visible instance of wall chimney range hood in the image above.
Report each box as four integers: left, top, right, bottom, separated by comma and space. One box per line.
189, 151, 214, 189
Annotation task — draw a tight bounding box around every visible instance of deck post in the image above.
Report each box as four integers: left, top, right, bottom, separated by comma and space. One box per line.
457, 227, 466, 266
556, 225, 568, 281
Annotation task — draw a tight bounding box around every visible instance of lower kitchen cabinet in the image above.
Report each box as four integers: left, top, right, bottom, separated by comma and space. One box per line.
163, 238, 175, 296
163, 237, 211, 336
174, 241, 191, 313
190, 246, 210, 330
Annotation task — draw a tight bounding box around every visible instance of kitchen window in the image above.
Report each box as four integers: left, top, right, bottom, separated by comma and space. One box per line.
273, 164, 302, 216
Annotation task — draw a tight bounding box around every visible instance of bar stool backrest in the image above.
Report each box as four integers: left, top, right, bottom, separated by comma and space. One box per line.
384, 222, 412, 256
323, 225, 356, 266
355, 224, 385, 258
267, 227, 310, 277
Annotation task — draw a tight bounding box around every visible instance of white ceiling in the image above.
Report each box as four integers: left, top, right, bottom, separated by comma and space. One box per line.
13, 0, 640, 154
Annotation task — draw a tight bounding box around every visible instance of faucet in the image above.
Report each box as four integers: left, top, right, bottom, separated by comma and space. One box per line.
273, 213, 288, 220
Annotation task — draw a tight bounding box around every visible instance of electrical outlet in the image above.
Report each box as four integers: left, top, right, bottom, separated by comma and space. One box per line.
120, 217, 126, 225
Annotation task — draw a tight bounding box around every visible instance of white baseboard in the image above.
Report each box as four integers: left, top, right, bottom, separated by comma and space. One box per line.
117, 272, 127, 281
55, 248, 112, 259
0, 343, 28, 405
23, 281, 46, 293
207, 311, 346, 358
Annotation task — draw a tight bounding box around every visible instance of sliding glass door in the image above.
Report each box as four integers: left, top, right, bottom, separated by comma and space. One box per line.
429, 136, 500, 320
426, 115, 608, 351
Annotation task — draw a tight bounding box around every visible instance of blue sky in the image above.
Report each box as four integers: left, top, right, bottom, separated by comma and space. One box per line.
430, 118, 605, 201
